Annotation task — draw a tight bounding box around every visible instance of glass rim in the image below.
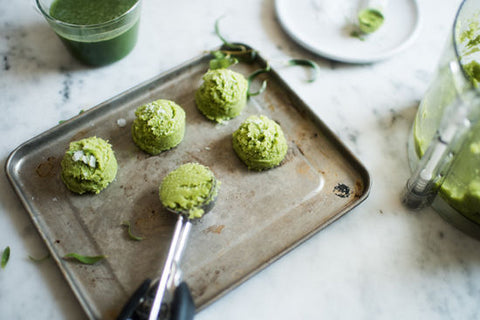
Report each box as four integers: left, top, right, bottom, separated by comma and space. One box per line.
452, 0, 471, 82
35, 0, 141, 29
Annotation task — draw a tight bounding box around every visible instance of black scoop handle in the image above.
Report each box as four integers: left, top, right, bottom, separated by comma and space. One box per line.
117, 278, 152, 320
171, 281, 195, 320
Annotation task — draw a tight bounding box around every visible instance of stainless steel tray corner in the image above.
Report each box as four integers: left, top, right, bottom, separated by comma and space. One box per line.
6, 47, 370, 319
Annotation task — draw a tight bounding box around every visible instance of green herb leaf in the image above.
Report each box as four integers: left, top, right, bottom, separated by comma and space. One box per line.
211, 50, 226, 60
219, 47, 257, 63
121, 221, 144, 241
2, 246, 10, 269
63, 253, 106, 265
247, 79, 268, 97
28, 253, 50, 263
209, 51, 238, 70
215, 16, 242, 49
247, 64, 271, 97
288, 59, 320, 83
350, 29, 366, 41
213, 17, 257, 63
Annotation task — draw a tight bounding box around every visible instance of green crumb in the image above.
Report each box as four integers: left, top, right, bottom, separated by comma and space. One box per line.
350, 29, 366, 41
463, 61, 480, 87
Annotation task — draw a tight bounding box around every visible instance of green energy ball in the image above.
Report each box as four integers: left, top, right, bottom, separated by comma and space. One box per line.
132, 99, 186, 155
159, 163, 219, 219
61, 136, 118, 194
195, 68, 248, 123
232, 115, 288, 171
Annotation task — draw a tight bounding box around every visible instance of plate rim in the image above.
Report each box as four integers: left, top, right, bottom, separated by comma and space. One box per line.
274, 0, 422, 63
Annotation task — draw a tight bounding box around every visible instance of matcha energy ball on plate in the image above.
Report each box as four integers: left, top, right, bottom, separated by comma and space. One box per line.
159, 163, 220, 219
232, 115, 288, 171
61, 136, 118, 194
195, 68, 248, 123
132, 99, 186, 155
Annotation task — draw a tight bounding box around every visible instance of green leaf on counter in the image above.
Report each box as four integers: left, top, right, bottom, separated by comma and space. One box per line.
215, 16, 241, 49
121, 220, 144, 241
63, 253, 106, 265
1, 246, 10, 269
288, 59, 320, 83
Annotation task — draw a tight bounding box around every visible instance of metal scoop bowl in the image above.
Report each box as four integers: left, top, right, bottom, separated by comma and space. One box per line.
118, 177, 218, 320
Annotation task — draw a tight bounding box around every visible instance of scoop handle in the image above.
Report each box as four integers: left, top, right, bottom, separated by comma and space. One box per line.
171, 281, 195, 320
117, 278, 152, 320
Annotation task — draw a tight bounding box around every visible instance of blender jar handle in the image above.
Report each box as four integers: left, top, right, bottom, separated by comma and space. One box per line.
402, 89, 480, 209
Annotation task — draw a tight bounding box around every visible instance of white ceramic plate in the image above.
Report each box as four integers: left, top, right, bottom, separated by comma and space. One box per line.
275, 0, 421, 63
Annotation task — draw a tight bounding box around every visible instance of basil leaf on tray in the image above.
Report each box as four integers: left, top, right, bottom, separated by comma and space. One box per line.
121, 220, 144, 241
63, 253, 106, 265
209, 51, 238, 70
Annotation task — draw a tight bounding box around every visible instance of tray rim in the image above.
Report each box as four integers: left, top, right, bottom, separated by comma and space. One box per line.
5, 45, 371, 319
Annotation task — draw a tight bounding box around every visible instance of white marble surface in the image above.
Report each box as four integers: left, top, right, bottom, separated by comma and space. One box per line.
2, 0, 480, 319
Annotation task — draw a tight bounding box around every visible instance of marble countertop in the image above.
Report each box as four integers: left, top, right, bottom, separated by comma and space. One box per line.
2, 0, 480, 319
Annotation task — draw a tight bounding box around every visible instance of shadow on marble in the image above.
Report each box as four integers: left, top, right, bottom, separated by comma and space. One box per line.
366, 102, 480, 266
0, 158, 87, 319
3, 21, 93, 76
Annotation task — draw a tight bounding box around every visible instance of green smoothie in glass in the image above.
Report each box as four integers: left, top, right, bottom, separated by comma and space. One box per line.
37, 0, 141, 66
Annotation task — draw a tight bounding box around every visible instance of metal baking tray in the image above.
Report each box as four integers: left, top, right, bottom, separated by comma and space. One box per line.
6, 47, 370, 319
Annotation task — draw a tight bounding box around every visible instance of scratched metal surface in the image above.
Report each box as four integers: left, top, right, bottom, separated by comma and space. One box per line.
6, 49, 370, 319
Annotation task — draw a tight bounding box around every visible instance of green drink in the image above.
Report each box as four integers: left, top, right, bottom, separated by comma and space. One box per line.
37, 0, 141, 66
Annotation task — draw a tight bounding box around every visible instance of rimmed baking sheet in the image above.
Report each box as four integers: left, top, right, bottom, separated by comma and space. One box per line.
6, 48, 370, 319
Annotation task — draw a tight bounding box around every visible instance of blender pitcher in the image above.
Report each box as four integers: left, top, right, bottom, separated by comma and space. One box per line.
403, 0, 480, 239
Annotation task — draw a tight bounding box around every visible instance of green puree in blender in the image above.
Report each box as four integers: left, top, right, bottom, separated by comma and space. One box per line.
413, 20, 480, 222
50, 0, 139, 66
